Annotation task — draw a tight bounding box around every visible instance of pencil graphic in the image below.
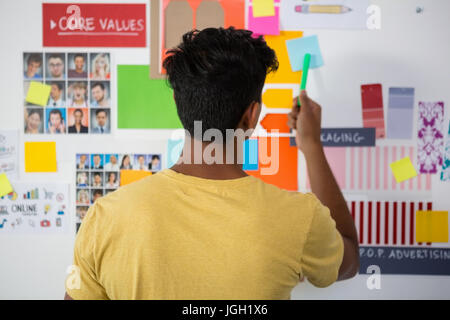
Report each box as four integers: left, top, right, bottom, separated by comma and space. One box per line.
295, 5, 352, 14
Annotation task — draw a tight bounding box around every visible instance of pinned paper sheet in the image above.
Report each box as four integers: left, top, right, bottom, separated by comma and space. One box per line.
248, 6, 279, 36
285, 35, 324, 71
0, 173, 14, 197
265, 32, 302, 83
120, 170, 152, 186
24, 142, 57, 172
260, 113, 290, 133
390, 156, 417, 183
416, 211, 449, 243
25, 81, 51, 106
262, 88, 293, 108
252, 0, 275, 17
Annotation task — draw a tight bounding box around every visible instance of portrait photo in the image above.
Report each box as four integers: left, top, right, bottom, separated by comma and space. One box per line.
45, 108, 66, 134
91, 171, 104, 188
76, 206, 89, 221
46, 81, 65, 107
90, 81, 110, 107
105, 171, 119, 189
23, 53, 43, 80
46, 53, 66, 80
133, 154, 148, 170
24, 108, 44, 134
76, 154, 90, 170
76, 189, 90, 205
91, 189, 104, 203
90, 53, 110, 80
68, 108, 89, 134
67, 81, 88, 108
90, 154, 104, 170
68, 53, 88, 79
76, 171, 89, 188
90, 108, 110, 134
119, 154, 133, 170
148, 154, 161, 171
104, 154, 120, 171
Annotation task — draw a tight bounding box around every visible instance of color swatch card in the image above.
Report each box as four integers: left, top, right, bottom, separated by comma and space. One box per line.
418, 101, 444, 174
361, 84, 385, 139
0, 130, 19, 179
285, 35, 324, 71
441, 120, 450, 181
387, 87, 415, 139
0, 182, 69, 234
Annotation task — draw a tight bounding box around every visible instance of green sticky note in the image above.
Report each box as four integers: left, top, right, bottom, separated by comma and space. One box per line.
0, 173, 14, 197
25, 81, 51, 106
117, 65, 182, 129
390, 156, 417, 183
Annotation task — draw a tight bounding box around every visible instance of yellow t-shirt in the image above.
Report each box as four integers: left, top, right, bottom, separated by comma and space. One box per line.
66, 169, 344, 300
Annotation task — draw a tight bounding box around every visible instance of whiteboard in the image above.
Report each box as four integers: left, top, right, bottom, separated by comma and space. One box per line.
0, 0, 449, 299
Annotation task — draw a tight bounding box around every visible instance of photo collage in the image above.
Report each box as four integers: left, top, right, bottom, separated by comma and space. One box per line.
23, 52, 111, 134
75, 153, 162, 232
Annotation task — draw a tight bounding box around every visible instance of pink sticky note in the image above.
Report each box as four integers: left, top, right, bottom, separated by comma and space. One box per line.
248, 6, 280, 36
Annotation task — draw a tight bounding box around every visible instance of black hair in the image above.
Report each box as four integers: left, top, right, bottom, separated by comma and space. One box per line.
48, 109, 63, 122
92, 82, 105, 90
95, 109, 107, 116
93, 190, 103, 196
27, 108, 42, 119
163, 27, 278, 136
48, 53, 64, 62
50, 82, 63, 91
27, 53, 42, 66
74, 54, 85, 60
152, 155, 160, 161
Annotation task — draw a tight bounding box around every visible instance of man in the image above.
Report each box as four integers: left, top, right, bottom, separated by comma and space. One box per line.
47, 109, 65, 134
65, 28, 359, 300
69, 82, 87, 107
133, 155, 146, 170
92, 173, 102, 188
92, 190, 103, 203
77, 154, 89, 170
91, 154, 103, 170
47, 54, 65, 79
68, 109, 88, 134
47, 82, 65, 107
104, 155, 119, 171
24, 53, 42, 79
91, 109, 109, 134
90, 82, 110, 107
68, 54, 87, 78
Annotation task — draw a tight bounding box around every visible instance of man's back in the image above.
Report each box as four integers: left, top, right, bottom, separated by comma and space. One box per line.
66, 169, 343, 300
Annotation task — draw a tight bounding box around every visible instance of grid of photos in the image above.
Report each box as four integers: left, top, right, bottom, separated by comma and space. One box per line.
75, 153, 162, 232
23, 52, 111, 134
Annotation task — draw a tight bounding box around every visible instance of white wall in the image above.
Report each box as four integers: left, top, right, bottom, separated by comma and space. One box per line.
0, 0, 449, 299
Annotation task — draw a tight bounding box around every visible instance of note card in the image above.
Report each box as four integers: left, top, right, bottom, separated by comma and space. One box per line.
120, 170, 152, 186
285, 35, 324, 71
252, 0, 275, 17
24, 142, 57, 172
416, 211, 449, 243
390, 156, 417, 183
387, 87, 415, 139
441, 120, 450, 181
248, 6, 279, 36
25, 81, 51, 106
0, 173, 14, 197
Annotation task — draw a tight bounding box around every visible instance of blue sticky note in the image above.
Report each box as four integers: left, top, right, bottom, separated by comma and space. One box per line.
285, 35, 324, 71
243, 139, 258, 171
167, 139, 184, 168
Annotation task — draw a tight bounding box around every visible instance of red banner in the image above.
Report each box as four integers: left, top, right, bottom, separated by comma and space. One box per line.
43, 3, 146, 47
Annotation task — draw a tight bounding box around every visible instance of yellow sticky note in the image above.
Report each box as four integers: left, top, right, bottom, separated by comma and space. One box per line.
416, 211, 449, 243
0, 173, 14, 197
25, 81, 51, 106
252, 0, 275, 17
120, 170, 152, 186
24, 142, 57, 172
265, 31, 303, 84
263, 88, 293, 109
389, 156, 417, 183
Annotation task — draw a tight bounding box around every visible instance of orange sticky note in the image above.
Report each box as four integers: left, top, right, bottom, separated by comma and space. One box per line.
0, 173, 14, 197
24, 142, 57, 172
265, 31, 303, 84
262, 88, 293, 109
416, 211, 449, 243
25, 81, 51, 106
120, 170, 152, 186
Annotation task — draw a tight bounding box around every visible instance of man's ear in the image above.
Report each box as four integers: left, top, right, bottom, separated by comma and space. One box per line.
238, 101, 261, 131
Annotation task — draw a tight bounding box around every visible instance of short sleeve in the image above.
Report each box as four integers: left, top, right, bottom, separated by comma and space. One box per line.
65, 203, 108, 300
301, 201, 344, 288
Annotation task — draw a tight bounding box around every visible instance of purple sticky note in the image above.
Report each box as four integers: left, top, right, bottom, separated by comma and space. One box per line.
248, 6, 280, 36
418, 101, 445, 174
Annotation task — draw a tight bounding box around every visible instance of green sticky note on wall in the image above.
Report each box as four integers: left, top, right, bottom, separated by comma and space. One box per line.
117, 65, 182, 129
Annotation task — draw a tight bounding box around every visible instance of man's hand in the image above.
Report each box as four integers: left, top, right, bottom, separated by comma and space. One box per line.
287, 90, 322, 153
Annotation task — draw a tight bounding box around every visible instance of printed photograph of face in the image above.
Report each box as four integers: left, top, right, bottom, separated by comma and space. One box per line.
46, 53, 65, 80
90, 53, 110, 80
105, 171, 119, 188
91, 172, 103, 188
90, 81, 110, 107
76, 171, 90, 187
23, 53, 43, 80
92, 189, 103, 203
76, 189, 90, 205
148, 154, 161, 171
91, 154, 104, 169
46, 108, 66, 134
133, 154, 148, 170
68, 53, 88, 78
68, 81, 88, 108
68, 108, 89, 134
119, 154, 132, 170
104, 154, 120, 171
76, 154, 90, 170
46, 81, 66, 107
90, 108, 110, 134
24, 108, 43, 134
76, 206, 89, 220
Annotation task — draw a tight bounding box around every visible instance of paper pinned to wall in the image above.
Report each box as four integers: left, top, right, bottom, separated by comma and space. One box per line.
361, 84, 385, 139
120, 170, 152, 186
285, 35, 324, 71
390, 156, 417, 183
252, 0, 275, 17
262, 88, 294, 108
167, 139, 184, 168
0, 130, 19, 179
260, 113, 290, 133
24, 141, 57, 172
248, 6, 280, 35
0, 174, 13, 197
387, 87, 415, 139
25, 81, 51, 106
416, 211, 449, 243
441, 120, 450, 181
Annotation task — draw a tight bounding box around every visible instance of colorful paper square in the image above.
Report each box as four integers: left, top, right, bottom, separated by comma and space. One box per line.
0, 173, 14, 197
24, 142, 57, 172
390, 156, 417, 183
416, 211, 449, 243
285, 35, 324, 71
25, 81, 51, 106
